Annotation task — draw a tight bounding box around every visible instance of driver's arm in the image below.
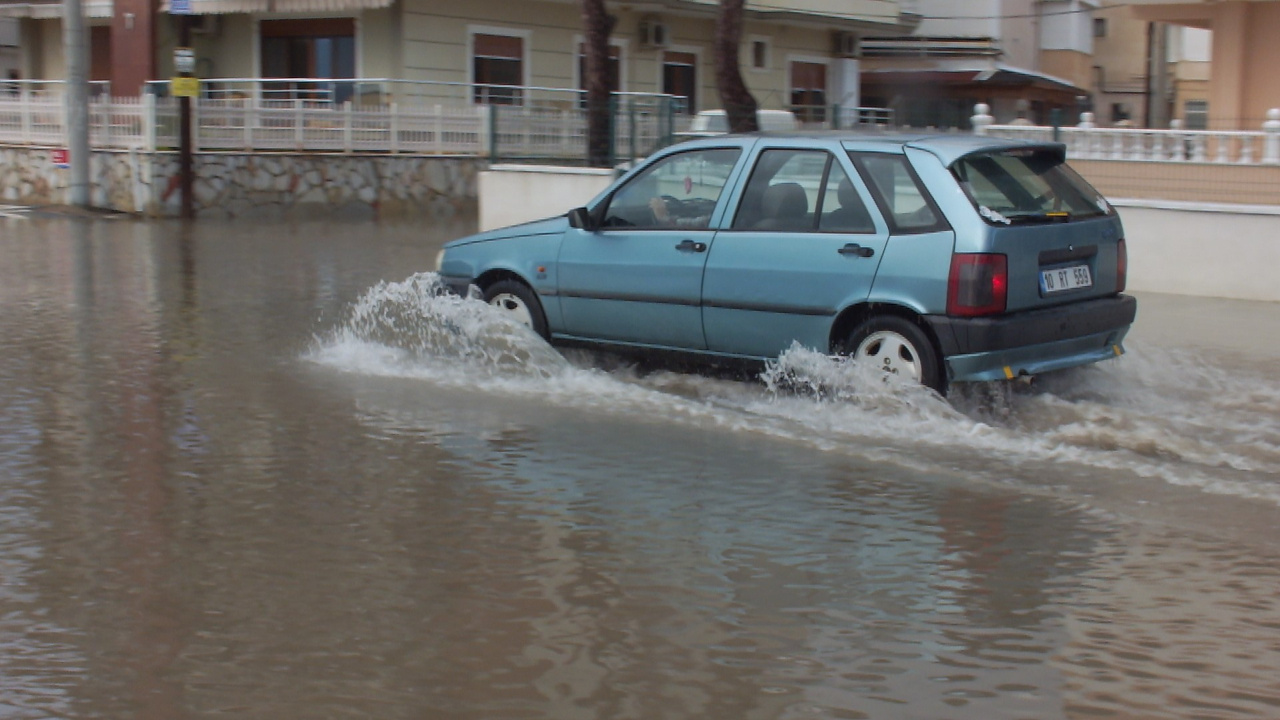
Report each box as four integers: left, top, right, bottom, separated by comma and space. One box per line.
648, 196, 670, 222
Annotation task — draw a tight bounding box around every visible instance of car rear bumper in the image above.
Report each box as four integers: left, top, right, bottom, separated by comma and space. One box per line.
925, 294, 1137, 383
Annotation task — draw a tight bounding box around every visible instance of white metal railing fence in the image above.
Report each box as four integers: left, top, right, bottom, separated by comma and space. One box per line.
0, 91, 65, 145
0, 78, 894, 160
790, 104, 896, 130
975, 105, 1280, 165
0, 78, 689, 159
176, 97, 489, 154
177, 77, 678, 108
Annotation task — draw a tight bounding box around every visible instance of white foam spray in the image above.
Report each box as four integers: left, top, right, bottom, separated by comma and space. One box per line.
310, 273, 1280, 505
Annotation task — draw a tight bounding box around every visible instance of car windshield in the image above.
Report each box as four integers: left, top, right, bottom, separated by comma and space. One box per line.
951, 149, 1112, 224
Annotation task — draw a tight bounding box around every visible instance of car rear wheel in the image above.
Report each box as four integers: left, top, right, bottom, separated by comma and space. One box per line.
483, 279, 550, 340
843, 316, 943, 393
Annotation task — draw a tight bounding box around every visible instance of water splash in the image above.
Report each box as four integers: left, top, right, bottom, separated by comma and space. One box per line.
761, 342, 955, 417
309, 275, 1280, 505
311, 272, 569, 380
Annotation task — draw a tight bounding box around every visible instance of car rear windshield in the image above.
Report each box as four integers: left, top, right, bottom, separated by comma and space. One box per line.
951, 149, 1112, 224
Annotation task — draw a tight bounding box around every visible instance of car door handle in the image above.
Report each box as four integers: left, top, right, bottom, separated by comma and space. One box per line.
838, 243, 875, 258
676, 239, 707, 253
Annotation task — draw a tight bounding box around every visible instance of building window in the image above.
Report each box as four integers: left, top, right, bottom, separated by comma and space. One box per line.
90, 25, 111, 83
1093, 18, 1108, 38
749, 38, 770, 71
260, 19, 356, 102
1184, 100, 1209, 130
576, 42, 621, 108
472, 32, 525, 105
789, 60, 827, 122
662, 51, 697, 113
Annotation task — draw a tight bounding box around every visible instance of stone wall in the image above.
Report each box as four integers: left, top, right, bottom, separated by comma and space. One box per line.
0, 145, 482, 219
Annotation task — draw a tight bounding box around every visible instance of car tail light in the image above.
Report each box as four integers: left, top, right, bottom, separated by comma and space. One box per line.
947, 253, 1007, 317
1116, 238, 1127, 293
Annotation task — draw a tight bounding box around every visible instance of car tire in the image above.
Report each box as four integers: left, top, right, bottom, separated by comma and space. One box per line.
842, 315, 944, 393
482, 279, 550, 340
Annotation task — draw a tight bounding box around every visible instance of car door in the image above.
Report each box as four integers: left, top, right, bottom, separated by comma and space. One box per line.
701, 146, 890, 358
557, 146, 745, 350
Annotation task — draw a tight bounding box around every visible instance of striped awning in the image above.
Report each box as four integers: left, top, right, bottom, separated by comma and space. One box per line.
0, 0, 114, 18
157, 0, 391, 12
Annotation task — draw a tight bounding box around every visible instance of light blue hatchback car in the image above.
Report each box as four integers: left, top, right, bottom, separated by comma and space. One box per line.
438, 133, 1136, 394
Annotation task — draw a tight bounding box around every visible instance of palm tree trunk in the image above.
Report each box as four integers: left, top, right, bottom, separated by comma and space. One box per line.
581, 0, 616, 166
715, 0, 758, 133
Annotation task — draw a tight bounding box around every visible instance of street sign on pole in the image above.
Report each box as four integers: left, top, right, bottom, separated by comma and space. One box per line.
174, 47, 195, 74
171, 77, 199, 97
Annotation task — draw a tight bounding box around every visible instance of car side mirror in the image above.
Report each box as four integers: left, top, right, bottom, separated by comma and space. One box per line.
567, 206, 595, 231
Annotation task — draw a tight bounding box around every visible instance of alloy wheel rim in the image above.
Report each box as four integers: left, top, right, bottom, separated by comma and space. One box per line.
855, 330, 922, 381
489, 293, 534, 327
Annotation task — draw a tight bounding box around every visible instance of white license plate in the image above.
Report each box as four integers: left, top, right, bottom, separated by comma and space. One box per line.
1040, 264, 1093, 293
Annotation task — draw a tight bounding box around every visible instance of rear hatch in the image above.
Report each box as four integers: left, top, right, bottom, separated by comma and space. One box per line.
951, 147, 1125, 313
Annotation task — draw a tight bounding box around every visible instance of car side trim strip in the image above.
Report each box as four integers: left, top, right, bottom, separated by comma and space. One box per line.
559, 291, 700, 307
704, 301, 834, 317
558, 291, 835, 317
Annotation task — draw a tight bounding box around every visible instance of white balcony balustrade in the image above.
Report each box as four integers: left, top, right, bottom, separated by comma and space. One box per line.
975, 105, 1280, 166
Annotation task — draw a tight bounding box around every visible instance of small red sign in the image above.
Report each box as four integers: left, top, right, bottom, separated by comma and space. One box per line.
51, 148, 69, 168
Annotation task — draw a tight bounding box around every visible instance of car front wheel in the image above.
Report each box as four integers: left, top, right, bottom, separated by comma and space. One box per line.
483, 279, 550, 340
842, 316, 944, 393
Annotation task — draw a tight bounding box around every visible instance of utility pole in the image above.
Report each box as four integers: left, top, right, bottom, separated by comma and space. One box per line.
169, 0, 196, 219
63, 0, 90, 207
176, 15, 194, 220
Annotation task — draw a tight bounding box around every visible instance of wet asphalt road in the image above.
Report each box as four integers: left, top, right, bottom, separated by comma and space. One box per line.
0, 215, 1278, 719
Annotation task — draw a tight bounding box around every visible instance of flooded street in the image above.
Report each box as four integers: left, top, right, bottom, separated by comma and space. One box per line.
2, 216, 1278, 720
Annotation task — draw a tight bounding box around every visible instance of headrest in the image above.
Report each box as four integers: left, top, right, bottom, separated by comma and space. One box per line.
761, 182, 808, 219
837, 177, 858, 208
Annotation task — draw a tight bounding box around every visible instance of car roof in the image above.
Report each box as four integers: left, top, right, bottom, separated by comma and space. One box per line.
674, 131, 1066, 167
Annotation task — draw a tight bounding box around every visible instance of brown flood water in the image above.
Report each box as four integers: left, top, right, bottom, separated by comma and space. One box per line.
1, 216, 1278, 720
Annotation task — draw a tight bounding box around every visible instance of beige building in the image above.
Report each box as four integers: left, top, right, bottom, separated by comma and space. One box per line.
1089, 2, 1211, 128
1129, 0, 1280, 129
1, 0, 917, 115
0, 17, 18, 79
1090, 2, 1157, 127
1167, 22, 1211, 127
858, 0, 1094, 128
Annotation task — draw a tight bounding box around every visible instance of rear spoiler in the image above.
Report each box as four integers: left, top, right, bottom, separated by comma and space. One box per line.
903, 139, 1068, 168
947, 142, 1067, 169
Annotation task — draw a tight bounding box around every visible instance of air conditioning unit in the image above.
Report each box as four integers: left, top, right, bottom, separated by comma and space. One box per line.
639, 19, 669, 49
833, 32, 860, 58
190, 14, 220, 36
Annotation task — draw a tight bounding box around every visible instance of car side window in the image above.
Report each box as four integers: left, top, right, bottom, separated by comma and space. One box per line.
732, 147, 880, 230
851, 153, 946, 234
601, 148, 741, 230
732, 149, 824, 230
818, 163, 876, 233
731, 149, 874, 233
